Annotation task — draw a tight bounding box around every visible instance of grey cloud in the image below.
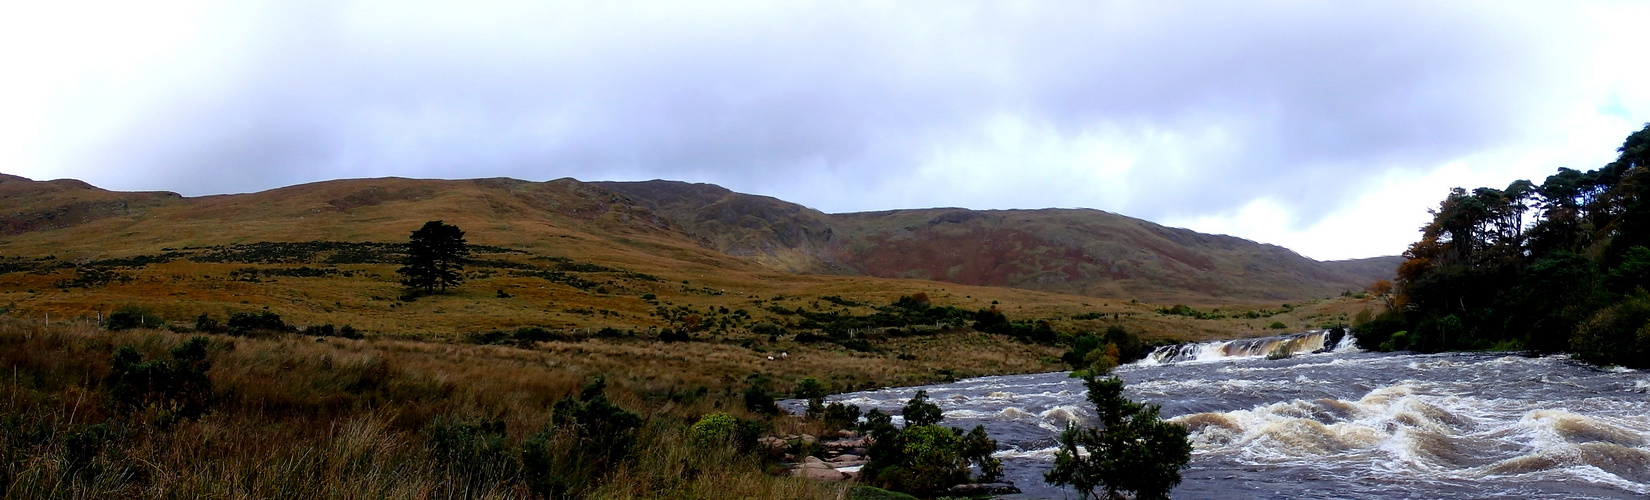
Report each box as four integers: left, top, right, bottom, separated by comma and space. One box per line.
63, 1, 1582, 226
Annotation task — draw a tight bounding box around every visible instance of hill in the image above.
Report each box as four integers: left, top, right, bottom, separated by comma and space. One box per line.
0, 173, 1396, 346
596, 180, 1398, 302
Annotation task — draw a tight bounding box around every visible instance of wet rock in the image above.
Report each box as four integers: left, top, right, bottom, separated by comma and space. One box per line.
827, 454, 865, 467
947, 482, 1021, 496
824, 436, 868, 450
791, 456, 847, 481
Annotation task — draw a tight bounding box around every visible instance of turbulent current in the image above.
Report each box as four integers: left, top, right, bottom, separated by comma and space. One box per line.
800, 332, 1650, 498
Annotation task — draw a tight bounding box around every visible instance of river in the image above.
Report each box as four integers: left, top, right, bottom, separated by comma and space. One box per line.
802, 331, 1650, 499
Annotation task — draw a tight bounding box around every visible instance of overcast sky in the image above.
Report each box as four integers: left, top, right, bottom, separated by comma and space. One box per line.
4, 1, 1648, 260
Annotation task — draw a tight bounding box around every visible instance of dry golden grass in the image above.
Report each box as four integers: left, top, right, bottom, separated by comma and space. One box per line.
0, 319, 853, 499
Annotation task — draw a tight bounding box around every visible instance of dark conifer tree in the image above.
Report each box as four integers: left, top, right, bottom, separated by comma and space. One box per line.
398, 220, 469, 293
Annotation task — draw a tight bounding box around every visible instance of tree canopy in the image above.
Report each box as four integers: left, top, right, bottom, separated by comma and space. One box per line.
398, 220, 470, 293
1362, 123, 1650, 367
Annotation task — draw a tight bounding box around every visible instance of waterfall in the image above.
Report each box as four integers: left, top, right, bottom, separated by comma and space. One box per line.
1138, 330, 1357, 365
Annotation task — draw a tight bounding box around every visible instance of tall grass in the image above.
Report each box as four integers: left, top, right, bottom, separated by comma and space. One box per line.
0, 319, 840, 498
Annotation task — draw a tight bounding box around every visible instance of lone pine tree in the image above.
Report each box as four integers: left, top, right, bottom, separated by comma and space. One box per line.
398, 220, 470, 293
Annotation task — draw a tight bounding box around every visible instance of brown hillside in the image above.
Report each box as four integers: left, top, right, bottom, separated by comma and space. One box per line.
598, 180, 1397, 302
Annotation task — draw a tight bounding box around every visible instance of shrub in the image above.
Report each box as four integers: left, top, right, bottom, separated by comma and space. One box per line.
106, 336, 214, 420
742, 385, 778, 416
1046, 376, 1191, 500
689, 412, 740, 447
861, 391, 1002, 496
659, 329, 690, 342
793, 377, 827, 400
423, 415, 517, 495
194, 313, 223, 333
900, 390, 943, 427
106, 305, 163, 331
523, 376, 645, 497
1267, 321, 1288, 330
512, 327, 555, 343
226, 311, 291, 336
822, 402, 862, 430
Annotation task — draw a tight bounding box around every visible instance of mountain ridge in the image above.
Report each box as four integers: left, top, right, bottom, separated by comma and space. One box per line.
2, 174, 1397, 303
594, 179, 1398, 301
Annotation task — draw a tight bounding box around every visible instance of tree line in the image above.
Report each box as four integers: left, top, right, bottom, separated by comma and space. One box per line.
1359, 124, 1650, 368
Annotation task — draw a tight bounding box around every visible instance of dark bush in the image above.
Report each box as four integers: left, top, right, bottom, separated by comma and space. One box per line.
822, 402, 862, 430
106, 305, 163, 331
424, 415, 517, 495
523, 377, 644, 497
194, 314, 224, 333
861, 391, 1003, 496
106, 336, 214, 420
226, 311, 291, 336
742, 385, 778, 416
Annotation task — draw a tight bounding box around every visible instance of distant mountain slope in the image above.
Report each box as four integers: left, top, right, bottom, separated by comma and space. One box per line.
597, 180, 1398, 302
1, 174, 1396, 303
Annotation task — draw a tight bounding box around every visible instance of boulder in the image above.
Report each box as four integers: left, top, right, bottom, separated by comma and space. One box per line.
791, 456, 847, 482
824, 436, 867, 450
758, 436, 787, 451
827, 454, 865, 467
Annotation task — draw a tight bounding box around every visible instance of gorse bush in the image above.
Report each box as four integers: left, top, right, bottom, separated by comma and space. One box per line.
690, 412, 740, 447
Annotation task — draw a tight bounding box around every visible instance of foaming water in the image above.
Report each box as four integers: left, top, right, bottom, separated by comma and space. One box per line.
790, 345, 1650, 499
1139, 330, 1355, 365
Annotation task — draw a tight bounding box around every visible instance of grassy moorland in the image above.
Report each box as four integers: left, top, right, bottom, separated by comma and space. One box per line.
0, 174, 1393, 498
0, 319, 851, 498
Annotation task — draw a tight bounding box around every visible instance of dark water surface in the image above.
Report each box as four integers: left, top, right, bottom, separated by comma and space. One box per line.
801, 334, 1650, 499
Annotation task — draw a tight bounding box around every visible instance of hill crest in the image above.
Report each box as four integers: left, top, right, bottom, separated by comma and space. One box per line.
2, 174, 1396, 303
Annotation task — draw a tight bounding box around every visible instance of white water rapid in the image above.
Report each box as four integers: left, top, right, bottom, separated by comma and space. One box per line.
795, 333, 1650, 499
